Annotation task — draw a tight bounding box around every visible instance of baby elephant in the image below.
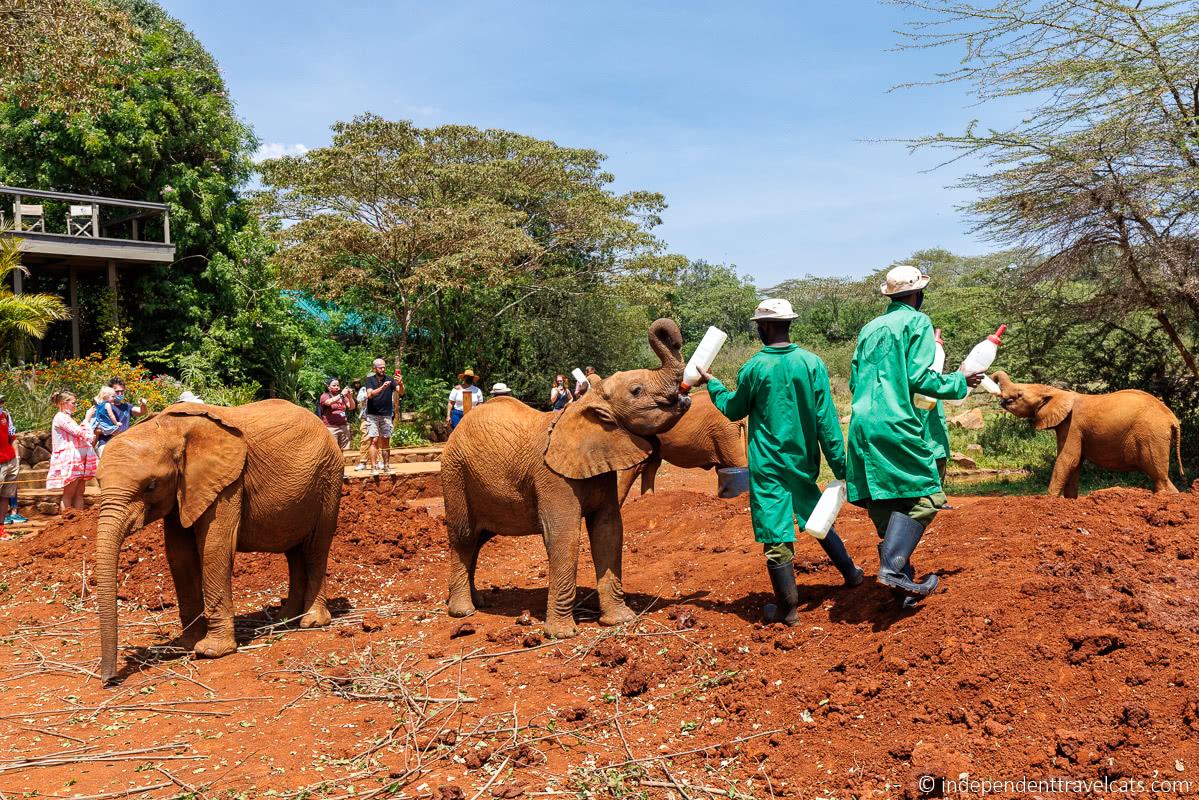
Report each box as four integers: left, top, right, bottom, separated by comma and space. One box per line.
993, 371, 1184, 497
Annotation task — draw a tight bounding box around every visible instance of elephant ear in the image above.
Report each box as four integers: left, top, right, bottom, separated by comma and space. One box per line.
1035, 389, 1075, 430
160, 406, 248, 528
545, 399, 653, 480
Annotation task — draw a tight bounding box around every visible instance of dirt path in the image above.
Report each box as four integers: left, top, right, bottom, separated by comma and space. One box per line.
0, 470, 1196, 798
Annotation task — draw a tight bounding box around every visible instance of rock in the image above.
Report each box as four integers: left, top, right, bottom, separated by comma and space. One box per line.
34, 460, 50, 470
950, 453, 978, 470
463, 746, 493, 769
450, 622, 476, 639
29, 445, 50, 465
36, 502, 58, 514
360, 612, 385, 633
515, 610, 534, 626
435, 787, 465, 800
621, 660, 651, 697
966, 443, 983, 453
948, 408, 985, 431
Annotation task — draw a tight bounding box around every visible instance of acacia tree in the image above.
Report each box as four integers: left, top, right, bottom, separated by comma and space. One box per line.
893, 0, 1199, 379
257, 114, 670, 368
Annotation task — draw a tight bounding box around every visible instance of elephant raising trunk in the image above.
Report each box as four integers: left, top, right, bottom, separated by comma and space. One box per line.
648, 317, 685, 383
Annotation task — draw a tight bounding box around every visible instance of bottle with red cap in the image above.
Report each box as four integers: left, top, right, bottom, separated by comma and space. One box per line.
946, 324, 1007, 407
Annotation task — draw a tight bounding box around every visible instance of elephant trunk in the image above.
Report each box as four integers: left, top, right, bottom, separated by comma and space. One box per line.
648, 318, 685, 382
96, 498, 141, 683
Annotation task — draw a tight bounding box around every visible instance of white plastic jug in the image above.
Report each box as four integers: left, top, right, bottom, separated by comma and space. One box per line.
913, 328, 946, 411
947, 324, 1007, 407
681, 326, 728, 392
804, 480, 847, 540
571, 368, 586, 384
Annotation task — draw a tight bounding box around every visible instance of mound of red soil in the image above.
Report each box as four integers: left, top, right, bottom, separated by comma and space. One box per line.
1, 471, 1197, 797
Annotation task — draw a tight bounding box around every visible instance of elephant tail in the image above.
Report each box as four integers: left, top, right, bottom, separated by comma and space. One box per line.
1173, 421, 1188, 490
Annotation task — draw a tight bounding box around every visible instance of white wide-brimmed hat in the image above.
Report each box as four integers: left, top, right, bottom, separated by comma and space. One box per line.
750, 298, 798, 321
880, 264, 931, 296
178, 391, 204, 404
489, 383, 512, 395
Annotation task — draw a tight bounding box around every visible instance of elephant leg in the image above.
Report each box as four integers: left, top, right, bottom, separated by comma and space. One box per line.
192, 491, 242, 660
447, 524, 480, 618
468, 530, 496, 609
280, 546, 307, 623
616, 464, 643, 506
164, 515, 206, 649
1048, 442, 1082, 498
1064, 469, 1081, 499
587, 502, 636, 627
541, 511, 581, 639
298, 497, 338, 629
639, 457, 661, 496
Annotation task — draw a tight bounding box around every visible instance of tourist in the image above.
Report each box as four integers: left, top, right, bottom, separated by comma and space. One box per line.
0, 394, 26, 525
363, 358, 404, 473
574, 366, 596, 398
845, 265, 983, 607
319, 377, 356, 450
446, 369, 484, 430
692, 298, 863, 627
354, 378, 370, 472
88, 386, 122, 455
106, 378, 147, 433
45, 392, 98, 512
549, 375, 573, 410
489, 382, 513, 397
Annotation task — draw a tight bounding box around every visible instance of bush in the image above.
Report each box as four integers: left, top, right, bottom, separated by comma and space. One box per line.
0, 353, 257, 431
390, 425, 429, 449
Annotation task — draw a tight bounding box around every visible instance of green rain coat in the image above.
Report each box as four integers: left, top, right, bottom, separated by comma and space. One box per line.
708, 344, 847, 543
846, 302, 966, 503
924, 401, 950, 461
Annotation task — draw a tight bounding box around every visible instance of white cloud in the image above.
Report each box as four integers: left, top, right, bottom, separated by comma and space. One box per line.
253, 142, 309, 163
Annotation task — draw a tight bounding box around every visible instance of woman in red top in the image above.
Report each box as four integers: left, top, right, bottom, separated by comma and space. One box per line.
319, 378, 356, 450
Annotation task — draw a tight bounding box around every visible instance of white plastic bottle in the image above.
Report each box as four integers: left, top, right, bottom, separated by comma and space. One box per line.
680, 326, 728, 392
980, 375, 1001, 395
913, 328, 946, 410
946, 324, 1007, 407
804, 480, 847, 540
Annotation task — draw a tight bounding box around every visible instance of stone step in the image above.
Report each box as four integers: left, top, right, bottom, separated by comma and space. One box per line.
341, 445, 443, 467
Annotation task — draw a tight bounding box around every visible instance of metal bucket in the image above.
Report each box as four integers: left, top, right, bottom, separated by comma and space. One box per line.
717, 467, 750, 498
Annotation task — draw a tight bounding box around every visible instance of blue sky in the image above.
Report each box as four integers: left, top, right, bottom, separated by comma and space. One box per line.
162, 1, 1021, 287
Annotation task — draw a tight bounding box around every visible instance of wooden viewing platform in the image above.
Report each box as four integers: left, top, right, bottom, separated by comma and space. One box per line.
1, 185, 176, 357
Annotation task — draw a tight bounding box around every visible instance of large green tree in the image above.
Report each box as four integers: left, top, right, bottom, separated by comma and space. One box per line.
257, 114, 672, 369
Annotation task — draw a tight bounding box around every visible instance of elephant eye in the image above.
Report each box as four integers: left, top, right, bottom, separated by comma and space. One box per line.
630, 385, 643, 397
145, 480, 157, 492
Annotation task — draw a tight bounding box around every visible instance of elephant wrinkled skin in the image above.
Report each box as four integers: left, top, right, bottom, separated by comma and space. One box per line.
993, 371, 1185, 498
95, 400, 343, 683
442, 319, 692, 638
616, 391, 746, 504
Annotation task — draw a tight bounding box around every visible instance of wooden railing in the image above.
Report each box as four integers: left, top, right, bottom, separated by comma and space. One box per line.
0, 185, 170, 244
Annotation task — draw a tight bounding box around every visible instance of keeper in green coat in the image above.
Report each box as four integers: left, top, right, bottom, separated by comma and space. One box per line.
847, 265, 983, 603
692, 298, 864, 627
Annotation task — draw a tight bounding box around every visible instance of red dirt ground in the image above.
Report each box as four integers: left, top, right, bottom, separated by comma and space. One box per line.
0, 466, 1197, 799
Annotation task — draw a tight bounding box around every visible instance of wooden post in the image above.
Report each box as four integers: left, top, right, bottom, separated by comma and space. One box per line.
12, 262, 21, 294
68, 266, 80, 358
162, 209, 170, 244
13, 195, 21, 231
131, 218, 138, 241
91, 204, 100, 238
107, 260, 118, 322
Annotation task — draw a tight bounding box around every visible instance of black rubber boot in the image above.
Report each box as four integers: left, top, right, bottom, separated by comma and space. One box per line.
763, 562, 799, 626
818, 529, 864, 587
876, 512, 939, 597
898, 563, 921, 609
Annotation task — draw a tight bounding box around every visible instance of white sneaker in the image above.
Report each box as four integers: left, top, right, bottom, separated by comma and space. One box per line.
374, 462, 387, 473
355, 462, 368, 472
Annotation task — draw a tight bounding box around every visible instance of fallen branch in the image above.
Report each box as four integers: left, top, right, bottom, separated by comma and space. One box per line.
604, 728, 784, 769
467, 756, 511, 800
